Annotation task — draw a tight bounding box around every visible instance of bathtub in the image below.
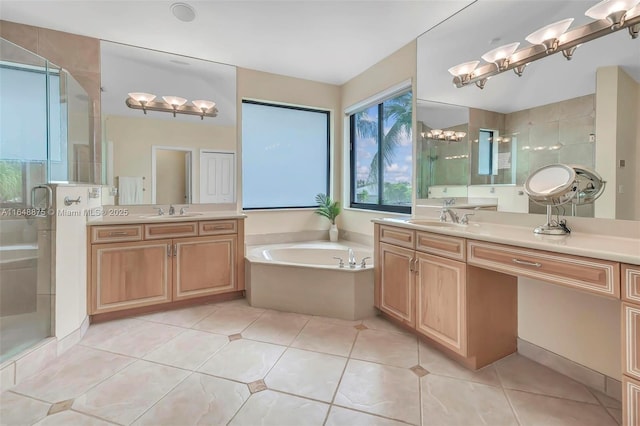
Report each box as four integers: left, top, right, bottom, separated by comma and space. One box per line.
245, 241, 376, 320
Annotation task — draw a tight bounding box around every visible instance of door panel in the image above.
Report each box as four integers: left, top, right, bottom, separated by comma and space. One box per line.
379, 242, 415, 327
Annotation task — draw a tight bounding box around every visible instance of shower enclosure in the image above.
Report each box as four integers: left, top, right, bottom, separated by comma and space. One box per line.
0, 38, 90, 363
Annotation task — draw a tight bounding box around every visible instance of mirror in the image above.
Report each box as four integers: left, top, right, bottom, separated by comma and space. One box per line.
416, 0, 640, 220
100, 41, 237, 205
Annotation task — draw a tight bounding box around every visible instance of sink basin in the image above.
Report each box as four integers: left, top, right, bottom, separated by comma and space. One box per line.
140, 212, 204, 219
406, 219, 466, 228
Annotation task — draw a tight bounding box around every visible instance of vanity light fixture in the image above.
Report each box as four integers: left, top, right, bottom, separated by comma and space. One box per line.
423, 129, 467, 142
126, 93, 218, 119
481, 42, 520, 71
585, 0, 640, 29
525, 18, 575, 53
450, 2, 640, 89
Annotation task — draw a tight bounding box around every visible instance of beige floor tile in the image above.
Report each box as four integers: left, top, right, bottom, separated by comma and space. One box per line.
133, 373, 250, 426
79, 317, 142, 347
229, 390, 329, 426
362, 315, 412, 335
264, 348, 346, 402
0, 391, 50, 425
351, 329, 418, 368
198, 339, 285, 383
310, 316, 363, 328
334, 359, 420, 425
291, 320, 358, 357
419, 341, 501, 387
33, 410, 114, 425
143, 329, 228, 370
12, 346, 134, 403
496, 354, 599, 404
421, 374, 518, 426
591, 388, 622, 409
607, 407, 622, 425
72, 360, 189, 425
506, 389, 618, 426
325, 406, 408, 426
81, 320, 184, 358
192, 306, 264, 335
242, 310, 310, 345
136, 304, 218, 328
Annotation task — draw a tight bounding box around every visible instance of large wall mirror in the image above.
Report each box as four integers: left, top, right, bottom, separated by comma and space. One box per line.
100, 41, 237, 205
416, 1, 639, 220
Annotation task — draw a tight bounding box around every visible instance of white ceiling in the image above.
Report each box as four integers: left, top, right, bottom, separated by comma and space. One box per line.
0, 0, 473, 85
417, 0, 640, 113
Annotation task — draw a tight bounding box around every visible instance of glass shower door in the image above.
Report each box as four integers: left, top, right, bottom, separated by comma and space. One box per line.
0, 39, 54, 363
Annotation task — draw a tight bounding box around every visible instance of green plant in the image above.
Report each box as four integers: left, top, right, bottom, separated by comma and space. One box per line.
314, 193, 341, 225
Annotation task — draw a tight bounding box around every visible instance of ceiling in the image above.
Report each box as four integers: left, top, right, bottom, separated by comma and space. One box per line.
0, 0, 473, 85
417, 0, 640, 113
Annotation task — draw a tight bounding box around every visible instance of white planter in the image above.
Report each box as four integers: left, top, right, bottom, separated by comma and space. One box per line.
329, 224, 339, 242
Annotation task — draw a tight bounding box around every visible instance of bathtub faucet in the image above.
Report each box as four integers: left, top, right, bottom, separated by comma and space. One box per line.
348, 248, 357, 268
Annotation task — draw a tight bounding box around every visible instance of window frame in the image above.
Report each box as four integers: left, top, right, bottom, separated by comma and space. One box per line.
349, 92, 412, 214
241, 99, 331, 210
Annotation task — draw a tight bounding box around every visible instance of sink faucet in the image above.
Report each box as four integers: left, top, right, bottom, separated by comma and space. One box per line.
168, 205, 175, 216
179, 206, 189, 215
348, 248, 357, 268
439, 206, 460, 223
153, 207, 165, 216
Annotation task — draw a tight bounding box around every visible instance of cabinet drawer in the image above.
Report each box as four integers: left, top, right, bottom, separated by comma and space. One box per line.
91, 225, 143, 243
624, 303, 640, 381
379, 225, 415, 249
623, 264, 640, 304
199, 220, 237, 235
416, 231, 465, 261
624, 375, 640, 426
467, 240, 620, 298
145, 222, 198, 239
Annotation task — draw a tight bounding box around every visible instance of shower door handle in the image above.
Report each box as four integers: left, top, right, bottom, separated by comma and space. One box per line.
30, 185, 53, 215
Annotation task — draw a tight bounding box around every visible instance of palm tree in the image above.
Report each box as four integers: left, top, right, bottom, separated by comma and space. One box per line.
354, 92, 412, 184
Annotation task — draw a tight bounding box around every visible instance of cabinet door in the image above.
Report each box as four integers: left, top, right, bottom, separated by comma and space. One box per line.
91, 240, 172, 314
173, 235, 236, 300
624, 375, 640, 426
379, 242, 415, 327
415, 252, 467, 356
624, 303, 640, 381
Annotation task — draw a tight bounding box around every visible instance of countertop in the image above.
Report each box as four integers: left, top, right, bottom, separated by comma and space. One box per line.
87, 210, 246, 225
373, 217, 640, 265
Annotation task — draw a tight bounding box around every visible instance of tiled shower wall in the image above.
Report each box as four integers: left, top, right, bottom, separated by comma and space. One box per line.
0, 20, 102, 183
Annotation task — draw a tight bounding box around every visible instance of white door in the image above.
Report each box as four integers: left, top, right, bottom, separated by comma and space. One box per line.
200, 151, 235, 203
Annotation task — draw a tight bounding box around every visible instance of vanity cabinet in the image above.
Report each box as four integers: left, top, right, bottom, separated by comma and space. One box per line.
376, 225, 470, 357
88, 218, 244, 316
623, 264, 640, 425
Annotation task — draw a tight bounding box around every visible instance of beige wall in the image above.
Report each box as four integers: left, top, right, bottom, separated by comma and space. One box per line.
637, 83, 640, 219
615, 69, 638, 220
106, 115, 235, 204
155, 150, 186, 205
339, 40, 417, 237
236, 67, 342, 237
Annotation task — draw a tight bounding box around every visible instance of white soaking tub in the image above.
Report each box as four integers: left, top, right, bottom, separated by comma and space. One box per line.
245, 241, 375, 320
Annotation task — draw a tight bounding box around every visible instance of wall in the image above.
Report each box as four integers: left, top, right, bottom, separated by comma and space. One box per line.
0, 20, 101, 183
105, 115, 236, 204
615, 69, 638, 220
236, 67, 341, 237
637, 83, 640, 219
339, 40, 417, 238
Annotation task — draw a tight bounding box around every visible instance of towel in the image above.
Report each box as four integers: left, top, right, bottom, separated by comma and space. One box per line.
118, 176, 143, 205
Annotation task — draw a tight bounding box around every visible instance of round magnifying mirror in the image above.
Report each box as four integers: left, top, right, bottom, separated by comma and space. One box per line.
524, 163, 577, 205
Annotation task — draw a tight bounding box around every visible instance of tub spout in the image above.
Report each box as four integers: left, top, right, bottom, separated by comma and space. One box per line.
348, 248, 357, 268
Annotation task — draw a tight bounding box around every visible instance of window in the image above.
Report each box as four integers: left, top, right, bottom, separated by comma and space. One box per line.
242, 100, 329, 209
478, 129, 498, 176
350, 91, 412, 213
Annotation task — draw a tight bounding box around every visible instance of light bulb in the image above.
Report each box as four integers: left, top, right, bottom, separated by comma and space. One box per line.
128, 92, 156, 103
162, 96, 188, 107
481, 42, 520, 70
192, 99, 216, 110
585, 0, 640, 26
525, 18, 574, 52
447, 60, 480, 77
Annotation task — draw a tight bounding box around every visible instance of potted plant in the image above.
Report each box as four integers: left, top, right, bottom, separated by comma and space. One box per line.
314, 193, 341, 242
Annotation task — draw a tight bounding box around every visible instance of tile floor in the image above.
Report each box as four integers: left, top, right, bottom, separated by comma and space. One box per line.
0, 299, 621, 426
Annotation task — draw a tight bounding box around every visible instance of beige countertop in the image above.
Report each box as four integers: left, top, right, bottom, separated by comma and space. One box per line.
373, 217, 640, 265
87, 210, 246, 226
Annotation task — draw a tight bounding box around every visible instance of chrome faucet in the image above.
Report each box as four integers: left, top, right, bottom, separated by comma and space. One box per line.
168, 205, 175, 215
439, 206, 460, 223
153, 207, 165, 216
460, 212, 474, 225
348, 248, 357, 268
179, 206, 189, 215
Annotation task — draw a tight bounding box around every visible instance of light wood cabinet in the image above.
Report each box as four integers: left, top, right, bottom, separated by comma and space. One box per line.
379, 242, 415, 327
91, 240, 172, 313
88, 218, 244, 316
415, 253, 467, 355
174, 235, 237, 301
623, 375, 640, 426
